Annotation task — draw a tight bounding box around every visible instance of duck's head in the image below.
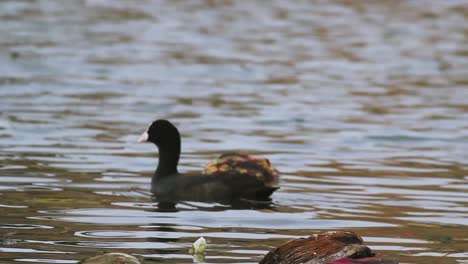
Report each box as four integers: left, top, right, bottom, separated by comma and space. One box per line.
138, 119, 181, 149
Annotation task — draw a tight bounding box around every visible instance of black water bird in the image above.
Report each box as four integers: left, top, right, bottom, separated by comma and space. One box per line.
138, 119, 279, 204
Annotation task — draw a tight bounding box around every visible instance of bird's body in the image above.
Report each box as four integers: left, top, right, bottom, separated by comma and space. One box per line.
138, 119, 279, 204
259, 231, 397, 264
152, 170, 278, 203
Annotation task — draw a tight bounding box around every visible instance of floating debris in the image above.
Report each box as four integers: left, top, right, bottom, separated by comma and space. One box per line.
189, 236, 207, 255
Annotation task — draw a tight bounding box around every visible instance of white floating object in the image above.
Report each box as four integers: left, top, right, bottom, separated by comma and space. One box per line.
190, 237, 207, 255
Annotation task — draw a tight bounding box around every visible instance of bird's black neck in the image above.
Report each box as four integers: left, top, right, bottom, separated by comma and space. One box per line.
155, 143, 180, 178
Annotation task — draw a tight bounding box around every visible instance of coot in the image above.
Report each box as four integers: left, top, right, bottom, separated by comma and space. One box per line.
138, 119, 279, 203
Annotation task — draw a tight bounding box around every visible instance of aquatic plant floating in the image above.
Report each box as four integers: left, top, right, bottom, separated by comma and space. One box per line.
190, 236, 207, 255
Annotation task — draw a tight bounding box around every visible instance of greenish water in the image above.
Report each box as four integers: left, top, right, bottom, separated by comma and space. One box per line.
1, 1, 467, 263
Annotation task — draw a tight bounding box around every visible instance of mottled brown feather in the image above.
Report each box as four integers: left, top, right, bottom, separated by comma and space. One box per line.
259, 231, 375, 264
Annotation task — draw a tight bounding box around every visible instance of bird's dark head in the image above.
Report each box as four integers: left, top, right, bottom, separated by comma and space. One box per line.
138, 119, 180, 149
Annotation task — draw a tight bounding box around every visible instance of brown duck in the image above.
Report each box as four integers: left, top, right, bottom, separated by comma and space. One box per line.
259, 231, 398, 264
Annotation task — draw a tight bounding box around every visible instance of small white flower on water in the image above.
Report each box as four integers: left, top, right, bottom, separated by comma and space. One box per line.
190, 237, 207, 255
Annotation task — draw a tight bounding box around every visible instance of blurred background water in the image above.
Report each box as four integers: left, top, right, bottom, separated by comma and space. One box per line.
1, 0, 467, 263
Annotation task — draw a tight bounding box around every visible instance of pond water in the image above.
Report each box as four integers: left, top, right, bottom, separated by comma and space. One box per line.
1, 0, 467, 263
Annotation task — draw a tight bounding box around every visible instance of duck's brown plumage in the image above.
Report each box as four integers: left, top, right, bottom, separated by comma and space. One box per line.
259, 231, 398, 264
204, 152, 279, 189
